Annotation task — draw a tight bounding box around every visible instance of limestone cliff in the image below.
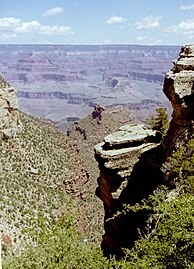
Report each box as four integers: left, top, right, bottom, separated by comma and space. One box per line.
95, 44, 194, 257
162, 44, 194, 157
0, 73, 20, 138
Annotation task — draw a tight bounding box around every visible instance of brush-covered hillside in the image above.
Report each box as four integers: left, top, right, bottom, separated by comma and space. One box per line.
0, 74, 138, 267
0, 111, 95, 254
1, 71, 137, 259
0, 75, 137, 261
58, 105, 137, 183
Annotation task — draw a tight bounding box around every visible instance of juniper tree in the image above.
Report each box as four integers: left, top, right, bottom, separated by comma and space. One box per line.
150, 107, 169, 138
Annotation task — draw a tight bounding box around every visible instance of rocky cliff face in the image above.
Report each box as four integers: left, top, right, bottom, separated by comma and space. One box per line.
95, 44, 194, 257
162, 44, 194, 157
95, 124, 163, 256
0, 74, 20, 138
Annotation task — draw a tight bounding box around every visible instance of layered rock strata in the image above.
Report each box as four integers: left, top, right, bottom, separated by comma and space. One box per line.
0, 74, 20, 138
95, 124, 162, 256
95, 44, 194, 257
163, 44, 194, 157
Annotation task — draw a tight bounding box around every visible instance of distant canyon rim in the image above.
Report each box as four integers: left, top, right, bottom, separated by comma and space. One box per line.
0, 44, 180, 127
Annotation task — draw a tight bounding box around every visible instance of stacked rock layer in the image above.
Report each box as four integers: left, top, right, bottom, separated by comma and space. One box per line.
163, 44, 194, 157
95, 124, 162, 256
95, 44, 194, 256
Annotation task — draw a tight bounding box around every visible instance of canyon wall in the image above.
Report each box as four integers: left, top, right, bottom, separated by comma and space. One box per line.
162, 44, 194, 157
95, 44, 194, 256
0, 44, 179, 123
95, 124, 163, 256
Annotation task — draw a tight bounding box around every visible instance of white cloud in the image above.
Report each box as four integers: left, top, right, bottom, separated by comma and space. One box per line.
42, 7, 64, 17
0, 17, 21, 29
136, 35, 162, 44
137, 36, 147, 41
103, 39, 112, 44
178, 19, 194, 30
39, 25, 71, 35
134, 16, 161, 29
152, 39, 162, 44
37, 40, 54, 44
106, 16, 127, 24
163, 18, 194, 41
166, 19, 194, 33
181, 4, 194, 10
0, 17, 72, 39
164, 25, 178, 33
0, 33, 17, 40
16, 21, 40, 33
177, 19, 194, 39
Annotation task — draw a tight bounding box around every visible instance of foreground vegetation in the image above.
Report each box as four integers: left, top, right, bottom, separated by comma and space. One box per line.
3, 189, 193, 268
2, 110, 193, 268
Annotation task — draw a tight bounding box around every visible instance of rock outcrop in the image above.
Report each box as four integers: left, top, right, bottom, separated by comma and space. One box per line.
0, 74, 20, 138
95, 44, 194, 257
162, 44, 194, 157
95, 124, 162, 256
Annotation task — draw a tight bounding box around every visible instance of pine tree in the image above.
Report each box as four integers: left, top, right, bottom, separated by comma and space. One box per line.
150, 108, 169, 138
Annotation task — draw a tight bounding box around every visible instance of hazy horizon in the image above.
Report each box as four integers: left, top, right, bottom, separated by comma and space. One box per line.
0, 43, 181, 47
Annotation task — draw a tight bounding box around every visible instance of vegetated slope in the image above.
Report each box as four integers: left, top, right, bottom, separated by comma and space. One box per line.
56, 106, 138, 240
0, 111, 92, 255
3, 114, 194, 269
60, 106, 137, 185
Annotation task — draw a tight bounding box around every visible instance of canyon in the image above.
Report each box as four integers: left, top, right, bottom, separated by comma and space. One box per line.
0, 44, 179, 126
1, 44, 193, 267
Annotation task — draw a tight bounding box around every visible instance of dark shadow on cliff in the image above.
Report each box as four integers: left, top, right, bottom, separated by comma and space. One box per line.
102, 144, 166, 258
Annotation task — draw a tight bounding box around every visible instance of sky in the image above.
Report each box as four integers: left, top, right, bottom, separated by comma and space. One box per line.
0, 0, 194, 45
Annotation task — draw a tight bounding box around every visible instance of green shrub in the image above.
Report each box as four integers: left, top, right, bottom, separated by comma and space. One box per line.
149, 108, 169, 138
170, 139, 194, 193
3, 214, 112, 269
123, 139, 194, 268
126, 192, 194, 269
